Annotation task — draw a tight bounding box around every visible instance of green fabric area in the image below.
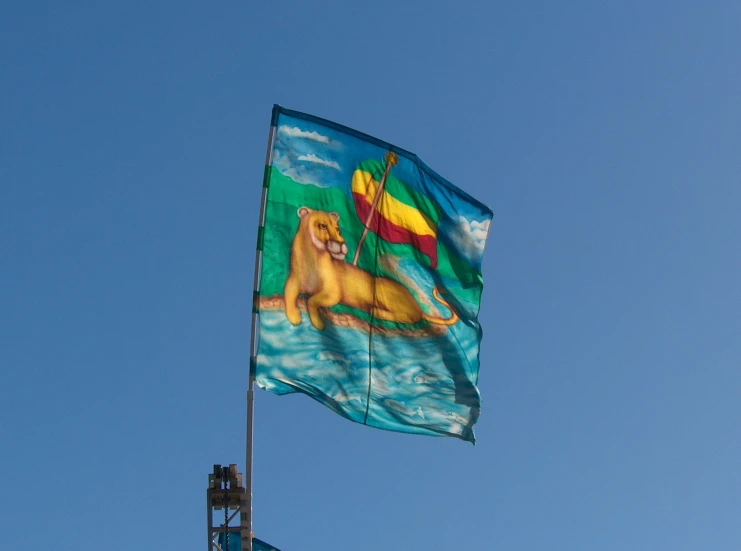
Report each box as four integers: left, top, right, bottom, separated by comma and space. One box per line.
259, 168, 483, 309
356, 159, 441, 223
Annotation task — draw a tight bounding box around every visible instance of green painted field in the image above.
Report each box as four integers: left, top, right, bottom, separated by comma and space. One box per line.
258, 168, 484, 315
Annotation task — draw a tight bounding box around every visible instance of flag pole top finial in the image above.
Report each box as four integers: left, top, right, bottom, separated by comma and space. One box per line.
385, 151, 399, 167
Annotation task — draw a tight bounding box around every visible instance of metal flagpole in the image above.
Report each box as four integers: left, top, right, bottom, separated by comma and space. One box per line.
242, 121, 277, 551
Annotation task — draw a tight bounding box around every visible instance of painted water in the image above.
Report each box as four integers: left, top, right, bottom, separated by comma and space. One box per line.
255, 262, 483, 443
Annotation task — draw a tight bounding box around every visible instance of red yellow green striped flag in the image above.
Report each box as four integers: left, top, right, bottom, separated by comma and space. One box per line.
351, 158, 441, 269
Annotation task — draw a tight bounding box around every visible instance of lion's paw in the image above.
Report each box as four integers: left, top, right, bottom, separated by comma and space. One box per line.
309, 315, 325, 331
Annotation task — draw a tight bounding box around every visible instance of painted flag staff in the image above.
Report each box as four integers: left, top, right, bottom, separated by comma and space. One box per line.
352, 151, 399, 266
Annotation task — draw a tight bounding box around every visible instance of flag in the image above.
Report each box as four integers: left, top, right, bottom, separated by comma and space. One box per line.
218, 532, 280, 551
351, 158, 440, 269
254, 105, 492, 443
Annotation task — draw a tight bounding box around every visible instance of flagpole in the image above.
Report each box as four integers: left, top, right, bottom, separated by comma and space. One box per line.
243, 121, 276, 551
352, 151, 399, 266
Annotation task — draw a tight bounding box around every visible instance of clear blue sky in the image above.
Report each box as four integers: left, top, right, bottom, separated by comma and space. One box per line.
1, 2, 740, 550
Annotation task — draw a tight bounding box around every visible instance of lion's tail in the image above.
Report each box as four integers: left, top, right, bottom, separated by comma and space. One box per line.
422, 286, 459, 326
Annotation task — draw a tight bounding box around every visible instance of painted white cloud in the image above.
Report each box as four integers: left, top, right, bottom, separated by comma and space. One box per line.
278, 126, 330, 144
445, 215, 491, 264
273, 150, 324, 186
297, 153, 340, 171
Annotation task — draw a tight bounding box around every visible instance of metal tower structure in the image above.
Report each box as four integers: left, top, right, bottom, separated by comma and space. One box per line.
206, 464, 249, 551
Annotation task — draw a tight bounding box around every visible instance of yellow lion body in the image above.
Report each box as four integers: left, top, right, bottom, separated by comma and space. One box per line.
284, 207, 458, 330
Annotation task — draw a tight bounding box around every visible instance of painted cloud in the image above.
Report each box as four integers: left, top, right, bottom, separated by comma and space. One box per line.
278, 126, 330, 144
297, 153, 340, 171
443, 215, 490, 266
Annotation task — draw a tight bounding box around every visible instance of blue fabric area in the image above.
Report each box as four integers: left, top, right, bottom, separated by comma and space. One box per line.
217, 532, 280, 551
271, 105, 492, 213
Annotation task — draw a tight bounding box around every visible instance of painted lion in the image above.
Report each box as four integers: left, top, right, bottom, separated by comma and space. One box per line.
284, 206, 458, 330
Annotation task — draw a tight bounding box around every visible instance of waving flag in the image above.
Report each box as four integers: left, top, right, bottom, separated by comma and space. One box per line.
254, 105, 492, 443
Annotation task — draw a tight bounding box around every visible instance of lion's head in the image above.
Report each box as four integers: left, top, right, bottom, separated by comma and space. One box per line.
298, 206, 348, 261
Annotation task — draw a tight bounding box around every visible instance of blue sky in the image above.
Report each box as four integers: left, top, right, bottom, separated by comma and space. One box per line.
1, 2, 740, 551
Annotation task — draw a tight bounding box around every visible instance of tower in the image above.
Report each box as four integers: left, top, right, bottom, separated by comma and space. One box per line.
206, 464, 248, 551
